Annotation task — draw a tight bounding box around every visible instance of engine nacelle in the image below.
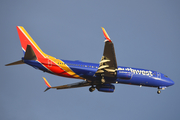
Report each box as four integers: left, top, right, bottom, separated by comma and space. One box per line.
96, 84, 115, 93
116, 70, 133, 80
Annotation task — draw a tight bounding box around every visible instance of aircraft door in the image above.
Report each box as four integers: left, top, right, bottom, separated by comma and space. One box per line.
157, 72, 161, 79
48, 59, 52, 67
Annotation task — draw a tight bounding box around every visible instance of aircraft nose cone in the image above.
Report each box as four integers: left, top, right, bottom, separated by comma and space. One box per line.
166, 78, 174, 86
169, 79, 174, 86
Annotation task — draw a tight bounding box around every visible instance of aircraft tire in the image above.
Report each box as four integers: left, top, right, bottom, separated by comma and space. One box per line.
157, 90, 161, 94
89, 87, 95, 92
101, 78, 105, 83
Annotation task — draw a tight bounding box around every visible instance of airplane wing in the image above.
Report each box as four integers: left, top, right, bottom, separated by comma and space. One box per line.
43, 77, 91, 92
96, 27, 117, 78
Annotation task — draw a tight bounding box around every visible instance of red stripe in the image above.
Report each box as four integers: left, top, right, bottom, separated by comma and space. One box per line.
102, 31, 111, 42
16, 26, 45, 58
38, 58, 75, 78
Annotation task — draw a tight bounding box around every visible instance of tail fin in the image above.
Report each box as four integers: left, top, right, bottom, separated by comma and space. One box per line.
16, 26, 47, 58
5, 26, 45, 66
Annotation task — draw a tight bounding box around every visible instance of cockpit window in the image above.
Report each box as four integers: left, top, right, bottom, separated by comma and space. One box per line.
164, 75, 168, 78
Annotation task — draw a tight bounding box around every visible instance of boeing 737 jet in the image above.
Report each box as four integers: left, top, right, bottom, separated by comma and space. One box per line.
6, 26, 174, 94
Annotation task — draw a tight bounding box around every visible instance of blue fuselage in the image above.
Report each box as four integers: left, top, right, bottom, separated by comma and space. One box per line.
24, 58, 174, 89
61, 60, 174, 88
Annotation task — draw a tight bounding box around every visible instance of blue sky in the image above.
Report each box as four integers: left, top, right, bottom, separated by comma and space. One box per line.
1, 1, 180, 120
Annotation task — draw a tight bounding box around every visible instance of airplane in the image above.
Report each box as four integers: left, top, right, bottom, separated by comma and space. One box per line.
5, 26, 174, 94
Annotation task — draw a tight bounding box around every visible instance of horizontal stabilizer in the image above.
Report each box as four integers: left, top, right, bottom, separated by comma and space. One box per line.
5, 45, 37, 66
24, 45, 37, 60
5, 60, 24, 66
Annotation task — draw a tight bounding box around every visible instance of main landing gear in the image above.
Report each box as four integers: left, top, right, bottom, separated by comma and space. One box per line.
157, 87, 166, 94
101, 74, 105, 83
89, 86, 95, 92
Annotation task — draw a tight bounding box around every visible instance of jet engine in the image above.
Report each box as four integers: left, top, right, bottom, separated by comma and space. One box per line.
96, 84, 115, 93
116, 70, 133, 80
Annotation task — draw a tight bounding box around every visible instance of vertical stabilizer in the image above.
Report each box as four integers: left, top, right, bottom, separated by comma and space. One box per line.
16, 26, 47, 58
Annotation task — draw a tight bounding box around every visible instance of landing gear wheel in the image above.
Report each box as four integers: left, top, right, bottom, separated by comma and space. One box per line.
101, 74, 105, 83
89, 87, 95, 92
101, 78, 105, 83
157, 90, 161, 94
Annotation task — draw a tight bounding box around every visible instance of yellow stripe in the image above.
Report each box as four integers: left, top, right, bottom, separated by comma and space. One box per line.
49, 57, 84, 79
19, 26, 84, 79
101, 27, 110, 39
43, 77, 51, 87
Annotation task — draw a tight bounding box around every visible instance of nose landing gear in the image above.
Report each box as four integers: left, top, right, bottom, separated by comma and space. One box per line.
157, 90, 161, 94
157, 86, 166, 94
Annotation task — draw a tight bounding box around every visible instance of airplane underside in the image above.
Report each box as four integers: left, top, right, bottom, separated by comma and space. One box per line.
5, 26, 174, 94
